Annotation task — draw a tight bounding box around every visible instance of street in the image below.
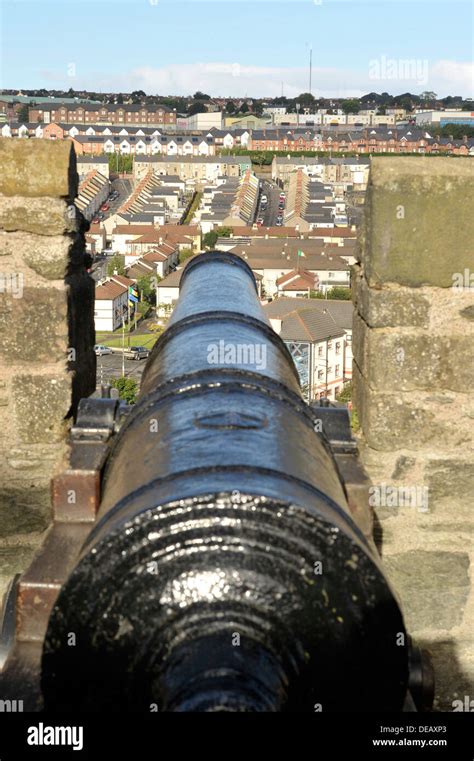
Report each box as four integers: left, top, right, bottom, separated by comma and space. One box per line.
257, 178, 284, 227
95, 351, 149, 388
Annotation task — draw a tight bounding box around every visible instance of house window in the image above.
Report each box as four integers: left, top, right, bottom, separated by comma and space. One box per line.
328, 342, 333, 350
318, 345, 323, 357
335, 364, 340, 375
335, 342, 341, 354
318, 369, 324, 380
334, 386, 340, 397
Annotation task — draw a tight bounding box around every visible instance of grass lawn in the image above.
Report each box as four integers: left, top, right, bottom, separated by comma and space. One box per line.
102, 333, 159, 349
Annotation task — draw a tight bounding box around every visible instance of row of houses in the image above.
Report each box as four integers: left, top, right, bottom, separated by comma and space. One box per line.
249, 126, 474, 156
157, 239, 353, 304
28, 101, 177, 127
75, 170, 110, 222
195, 171, 260, 232
134, 155, 253, 183
272, 156, 370, 191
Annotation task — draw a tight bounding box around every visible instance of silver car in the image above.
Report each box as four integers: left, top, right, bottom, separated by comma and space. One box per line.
94, 344, 113, 356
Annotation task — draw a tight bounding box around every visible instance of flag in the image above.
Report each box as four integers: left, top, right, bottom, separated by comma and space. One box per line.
298, 250, 306, 258
128, 285, 139, 304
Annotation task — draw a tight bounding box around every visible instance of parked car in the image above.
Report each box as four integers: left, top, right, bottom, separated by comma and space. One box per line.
101, 203, 110, 212
124, 346, 151, 361
94, 344, 113, 356
92, 217, 100, 224
97, 212, 105, 221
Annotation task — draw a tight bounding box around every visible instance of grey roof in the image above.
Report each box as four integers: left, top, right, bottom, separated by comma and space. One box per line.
135, 155, 252, 164
264, 298, 352, 341
77, 155, 109, 163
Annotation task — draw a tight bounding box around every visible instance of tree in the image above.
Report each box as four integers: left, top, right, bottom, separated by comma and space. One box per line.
217, 226, 233, 238
17, 104, 29, 123
240, 102, 249, 113
136, 274, 157, 305
116, 94, 124, 104
193, 91, 210, 100
225, 101, 236, 114
420, 91, 437, 101
188, 102, 208, 116
111, 377, 138, 404
107, 255, 125, 276
336, 382, 352, 404
326, 286, 352, 300
341, 99, 360, 115
309, 290, 325, 299
203, 230, 218, 249
295, 93, 315, 107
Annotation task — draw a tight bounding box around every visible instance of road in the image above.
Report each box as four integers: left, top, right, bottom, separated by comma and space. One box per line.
95, 351, 149, 388
256, 179, 284, 227
109, 177, 132, 213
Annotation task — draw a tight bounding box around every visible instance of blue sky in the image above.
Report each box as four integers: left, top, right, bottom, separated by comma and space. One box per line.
1, 0, 473, 97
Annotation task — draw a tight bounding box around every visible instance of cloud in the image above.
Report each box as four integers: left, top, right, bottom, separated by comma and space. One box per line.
39, 60, 474, 98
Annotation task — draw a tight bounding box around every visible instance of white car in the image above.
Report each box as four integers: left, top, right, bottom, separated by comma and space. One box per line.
94, 344, 113, 356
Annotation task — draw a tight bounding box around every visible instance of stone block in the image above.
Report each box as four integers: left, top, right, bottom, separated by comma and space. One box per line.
384, 550, 470, 631
363, 158, 474, 287
0, 138, 77, 198
13, 375, 71, 444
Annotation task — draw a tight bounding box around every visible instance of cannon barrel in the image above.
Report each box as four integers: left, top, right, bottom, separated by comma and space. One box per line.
42, 251, 409, 712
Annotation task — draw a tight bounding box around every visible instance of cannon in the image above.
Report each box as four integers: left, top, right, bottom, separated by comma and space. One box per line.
0, 251, 433, 712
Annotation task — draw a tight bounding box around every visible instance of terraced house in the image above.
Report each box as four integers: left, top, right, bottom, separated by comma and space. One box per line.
28, 101, 177, 127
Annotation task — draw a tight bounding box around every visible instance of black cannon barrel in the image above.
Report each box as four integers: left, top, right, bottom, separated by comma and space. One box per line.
42, 251, 408, 712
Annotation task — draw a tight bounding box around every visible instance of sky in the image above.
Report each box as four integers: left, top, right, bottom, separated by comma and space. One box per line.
0, 0, 473, 98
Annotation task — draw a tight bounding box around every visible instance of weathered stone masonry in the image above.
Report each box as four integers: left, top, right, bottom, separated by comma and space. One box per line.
353, 157, 474, 711
0, 139, 95, 590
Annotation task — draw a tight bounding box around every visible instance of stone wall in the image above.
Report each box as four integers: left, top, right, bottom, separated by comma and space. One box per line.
353, 157, 474, 711
0, 139, 96, 593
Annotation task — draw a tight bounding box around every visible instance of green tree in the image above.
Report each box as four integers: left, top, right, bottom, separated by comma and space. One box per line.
107, 255, 125, 276
342, 99, 360, 115
326, 286, 352, 300
136, 274, 157, 305
336, 382, 352, 404
420, 91, 437, 101
193, 91, 210, 100
203, 230, 218, 249
188, 102, 208, 116
108, 153, 133, 174
295, 93, 315, 107
17, 103, 29, 122
309, 290, 325, 299
111, 377, 138, 404
240, 102, 249, 113
217, 226, 232, 238
226, 101, 236, 114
